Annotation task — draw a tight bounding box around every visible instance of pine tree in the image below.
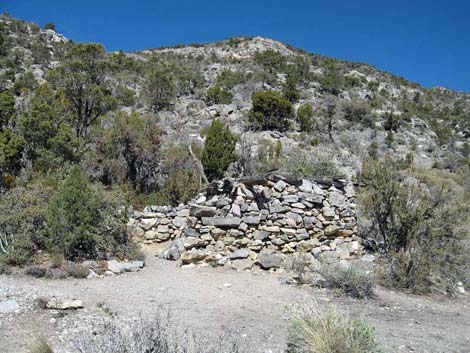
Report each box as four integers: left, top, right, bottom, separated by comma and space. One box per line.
201, 119, 237, 180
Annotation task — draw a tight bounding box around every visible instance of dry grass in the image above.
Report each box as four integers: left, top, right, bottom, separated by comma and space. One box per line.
286, 300, 382, 353
29, 337, 54, 353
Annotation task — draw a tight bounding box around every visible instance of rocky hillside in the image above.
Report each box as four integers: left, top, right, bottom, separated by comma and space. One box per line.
1, 13, 470, 183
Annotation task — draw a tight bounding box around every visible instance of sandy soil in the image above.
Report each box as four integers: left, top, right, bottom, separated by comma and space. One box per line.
1, 248, 469, 353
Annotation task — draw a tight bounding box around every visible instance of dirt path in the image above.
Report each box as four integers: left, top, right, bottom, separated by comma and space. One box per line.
1, 250, 469, 353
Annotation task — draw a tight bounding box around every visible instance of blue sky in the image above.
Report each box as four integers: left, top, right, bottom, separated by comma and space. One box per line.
3, 0, 470, 92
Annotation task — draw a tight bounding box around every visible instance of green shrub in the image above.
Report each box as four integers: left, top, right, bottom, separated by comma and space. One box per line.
156, 169, 200, 206
248, 91, 293, 131
297, 104, 316, 133
282, 149, 340, 178
318, 264, 375, 299
0, 184, 51, 265
360, 160, 469, 294
44, 22, 56, 31
342, 100, 372, 125
204, 85, 233, 105
201, 119, 237, 180
254, 49, 286, 73
287, 303, 382, 353
215, 68, 247, 89
282, 77, 300, 103
145, 69, 176, 112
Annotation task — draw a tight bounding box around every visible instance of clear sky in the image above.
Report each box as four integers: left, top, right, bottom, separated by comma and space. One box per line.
2, 0, 470, 92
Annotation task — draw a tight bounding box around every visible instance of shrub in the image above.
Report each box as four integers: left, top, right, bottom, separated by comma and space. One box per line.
44, 22, 56, 31
156, 169, 200, 206
0, 184, 51, 266
282, 77, 300, 103
201, 119, 237, 181
342, 100, 372, 125
46, 166, 99, 260
63, 262, 89, 278
145, 69, 176, 112
286, 303, 382, 353
25, 265, 48, 278
254, 49, 286, 73
318, 264, 375, 299
297, 104, 316, 133
204, 85, 233, 105
29, 337, 54, 353
359, 160, 469, 294
215, 68, 247, 89
283, 252, 315, 284
74, 313, 248, 353
248, 91, 293, 132
282, 149, 340, 178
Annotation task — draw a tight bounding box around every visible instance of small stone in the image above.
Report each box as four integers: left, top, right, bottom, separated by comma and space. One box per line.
176, 209, 190, 217
324, 224, 340, 236
231, 204, 241, 217
254, 230, 270, 240
230, 249, 250, 260
231, 258, 253, 271
274, 180, 288, 192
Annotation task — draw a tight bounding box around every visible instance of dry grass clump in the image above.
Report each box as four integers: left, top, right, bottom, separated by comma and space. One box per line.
29, 337, 54, 353
318, 263, 375, 299
286, 301, 382, 353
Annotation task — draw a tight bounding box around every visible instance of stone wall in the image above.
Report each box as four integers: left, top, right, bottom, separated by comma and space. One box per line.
128, 174, 362, 270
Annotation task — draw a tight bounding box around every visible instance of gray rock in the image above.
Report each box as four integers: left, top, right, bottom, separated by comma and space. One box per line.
107, 260, 124, 273
180, 249, 209, 264
190, 205, 217, 218
258, 252, 284, 269
176, 208, 190, 217
231, 203, 241, 217
282, 195, 299, 203
201, 217, 241, 228
295, 229, 309, 241
231, 258, 253, 271
274, 180, 287, 192
0, 300, 19, 314
160, 239, 183, 260
230, 249, 250, 260
173, 217, 187, 228
329, 191, 346, 208
298, 179, 313, 193
243, 215, 261, 225
254, 230, 270, 240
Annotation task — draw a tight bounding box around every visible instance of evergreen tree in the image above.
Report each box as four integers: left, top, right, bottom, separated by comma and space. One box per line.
46, 166, 99, 259
201, 119, 237, 180
19, 83, 75, 169
49, 43, 116, 147
248, 91, 293, 132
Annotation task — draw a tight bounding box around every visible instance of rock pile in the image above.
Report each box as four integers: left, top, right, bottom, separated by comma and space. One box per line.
128, 174, 362, 270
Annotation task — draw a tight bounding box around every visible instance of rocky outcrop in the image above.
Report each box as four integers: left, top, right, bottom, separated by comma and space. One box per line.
128, 174, 362, 270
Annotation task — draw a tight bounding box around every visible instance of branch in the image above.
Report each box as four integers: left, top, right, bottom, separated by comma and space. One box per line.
189, 144, 209, 186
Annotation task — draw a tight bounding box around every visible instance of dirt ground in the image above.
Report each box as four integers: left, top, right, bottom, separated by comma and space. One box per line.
1, 247, 469, 353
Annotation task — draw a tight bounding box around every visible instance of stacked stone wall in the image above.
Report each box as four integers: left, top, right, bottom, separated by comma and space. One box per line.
128, 174, 362, 270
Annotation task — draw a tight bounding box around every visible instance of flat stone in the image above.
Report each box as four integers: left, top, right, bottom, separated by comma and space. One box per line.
243, 215, 261, 225
176, 209, 190, 217
201, 217, 241, 228
264, 225, 280, 233
0, 300, 19, 314
46, 299, 84, 310
295, 229, 309, 241
190, 205, 217, 218
230, 249, 250, 260
296, 238, 321, 252
231, 258, 253, 271
253, 230, 270, 240
282, 195, 299, 203
322, 207, 335, 218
